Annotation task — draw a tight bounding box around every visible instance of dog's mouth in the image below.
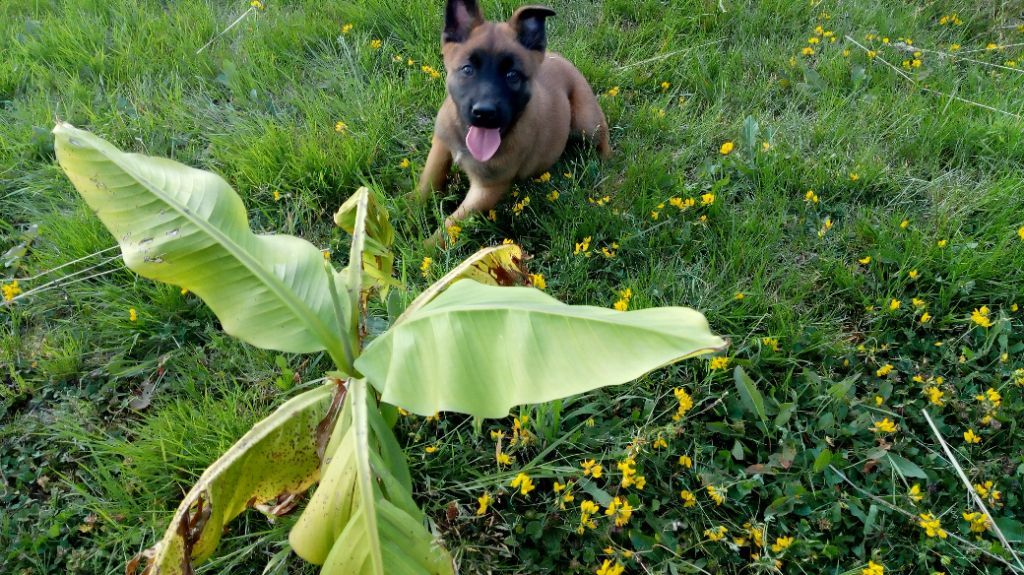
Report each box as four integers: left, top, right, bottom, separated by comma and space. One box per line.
465, 126, 502, 162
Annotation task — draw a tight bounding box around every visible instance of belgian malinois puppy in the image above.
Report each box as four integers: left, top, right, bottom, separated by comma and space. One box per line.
418, 0, 611, 235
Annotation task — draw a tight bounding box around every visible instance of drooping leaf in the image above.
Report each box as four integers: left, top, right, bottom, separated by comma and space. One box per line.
131, 382, 338, 575
357, 279, 726, 418
53, 123, 352, 371
887, 453, 928, 479
290, 379, 454, 575
396, 244, 530, 324
335, 187, 401, 298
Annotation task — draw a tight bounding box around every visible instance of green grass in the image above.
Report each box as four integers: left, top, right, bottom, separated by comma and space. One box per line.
3, 0, 1024, 573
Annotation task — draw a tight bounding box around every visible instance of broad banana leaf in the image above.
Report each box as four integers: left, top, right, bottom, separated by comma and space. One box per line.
334, 187, 401, 296
129, 382, 338, 575
290, 379, 454, 575
395, 244, 529, 324
53, 123, 352, 371
356, 280, 727, 418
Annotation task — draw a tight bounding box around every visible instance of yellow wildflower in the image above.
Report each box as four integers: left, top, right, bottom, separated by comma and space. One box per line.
250, 0, 264, 9
420, 256, 432, 277
1018, 226, 1024, 240
497, 452, 512, 466
511, 472, 535, 495
850, 172, 860, 181
476, 492, 491, 515
805, 190, 819, 203
900, 219, 910, 229
536, 172, 551, 183
963, 429, 981, 444
596, 560, 624, 575
986, 43, 998, 51
652, 435, 668, 450
606, 86, 620, 97
859, 256, 872, 264
704, 525, 728, 541
867, 50, 877, 59
341, 23, 353, 34
802, 46, 815, 56
963, 511, 990, 534
399, 158, 410, 169
920, 312, 932, 324
919, 513, 947, 538
908, 269, 918, 279
909, 483, 924, 502
734, 292, 745, 300
581, 459, 603, 479
761, 336, 780, 351
129, 308, 138, 322
660, 81, 671, 91
335, 120, 348, 133
876, 364, 893, 377
974, 480, 1001, 505
605, 496, 633, 526
709, 356, 730, 370
925, 387, 943, 406
2, 280, 22, 302
370, 39, 382, 50
771, 536, 794, 553
950, 43, 960, 51
680, 490, 696, 507
529, 273, 546, 289
672, 387, 694, 421
807, 37, 820, 44
971, 306, 993, 328
720, 141, 734, 155
425, 445, 437, 453
678, 455, 692, 468
701, 193, 716, 206
547, 189, 559, 202
706, 485, 725, 506
446, 224, 462, 243
871, 418, 897, 433
862, 560, 884, 575
889, 299, 901, 311
937, 239, 947, 248
574, 236, 592, 256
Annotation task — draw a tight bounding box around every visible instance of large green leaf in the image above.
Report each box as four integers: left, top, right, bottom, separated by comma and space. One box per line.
356, 279, 727, 418
53, 123, 351, 370
290, 379, 454, 575
129, 382, 338, 575
334, 187, 401, 298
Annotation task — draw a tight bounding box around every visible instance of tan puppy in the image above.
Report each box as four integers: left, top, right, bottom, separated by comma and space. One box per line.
418, 0, 611, 232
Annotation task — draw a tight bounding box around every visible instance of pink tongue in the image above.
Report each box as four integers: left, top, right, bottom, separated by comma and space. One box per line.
465, 126, 501, 162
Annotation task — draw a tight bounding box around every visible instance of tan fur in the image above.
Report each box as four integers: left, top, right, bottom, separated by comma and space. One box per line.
418, 8, 610, 233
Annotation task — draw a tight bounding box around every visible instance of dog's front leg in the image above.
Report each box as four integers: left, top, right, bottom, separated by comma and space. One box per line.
417, 135, 453, 201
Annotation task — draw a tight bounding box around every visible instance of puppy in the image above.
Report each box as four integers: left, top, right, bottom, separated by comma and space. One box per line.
418, 0, 611, 233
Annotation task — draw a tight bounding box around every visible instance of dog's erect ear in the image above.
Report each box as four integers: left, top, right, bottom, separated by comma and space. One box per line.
444, 0, 484, 43
509, 5, 556, 51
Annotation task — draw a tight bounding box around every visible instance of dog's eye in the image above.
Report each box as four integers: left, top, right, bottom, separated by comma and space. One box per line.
459, 64, 474, 77
506, 70, 523, 85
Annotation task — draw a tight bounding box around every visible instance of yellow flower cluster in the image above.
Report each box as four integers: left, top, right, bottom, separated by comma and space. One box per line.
974, 480, 1001, 506
971, 306, 992, 327
771, 536, 794, 553
871, 418, 897, 433
604, 496, 633, 526
938, 14, 963, 26
511, 195, 530, 216
577, 500, 600, 533
706, 485, 725, 506
862, 561, 885, 575
671, 387, 694, 421
613, 287, 632, 312
510, 472, 535, 495
509, 415, 533, 447
596, 559, 624, 575
581, 459, 603, 478
709, 356, 730, 371
529, 273, 546, 289
476, 492, 491, 515
420, 256, 432, 277
918, 513, 947, 538
678, 454, 692, 468
962, 511, 990, 534
2, 280, 22, 301
909, 483, 923, 502
876, 364, 893, 377
704, 525, 728, 541
574, 236, 592, 256
446, 224, 462, 243
618, 457, 646, 490
680, 490, 696, 507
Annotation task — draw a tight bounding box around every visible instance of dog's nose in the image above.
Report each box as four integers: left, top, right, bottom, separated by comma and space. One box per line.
470, 103, 498, 123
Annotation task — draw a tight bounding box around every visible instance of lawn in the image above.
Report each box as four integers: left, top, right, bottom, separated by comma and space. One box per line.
2, 0, 1024, 574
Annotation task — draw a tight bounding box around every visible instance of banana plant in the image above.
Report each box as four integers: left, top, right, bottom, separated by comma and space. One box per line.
53, 123, 726, 575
